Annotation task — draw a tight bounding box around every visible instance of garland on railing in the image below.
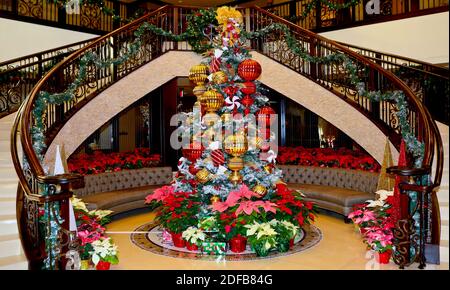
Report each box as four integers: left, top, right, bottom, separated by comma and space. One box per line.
242, 23, 424, 166
269, 0, 361, 23
30, 9, 424, 172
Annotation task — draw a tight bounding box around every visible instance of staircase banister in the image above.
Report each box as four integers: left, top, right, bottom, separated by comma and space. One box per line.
19, 5, 170, 178
252, 5, 434, 166
337, 41, 450, 78
0, 38, 98, 67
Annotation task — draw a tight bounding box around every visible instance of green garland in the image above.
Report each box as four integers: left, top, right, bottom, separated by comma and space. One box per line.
31, 8, 425, 170
243, 22, 425, 166
271, 0, 361, 23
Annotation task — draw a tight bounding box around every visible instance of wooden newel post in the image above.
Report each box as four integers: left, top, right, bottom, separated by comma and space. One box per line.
386, 166, 431, 269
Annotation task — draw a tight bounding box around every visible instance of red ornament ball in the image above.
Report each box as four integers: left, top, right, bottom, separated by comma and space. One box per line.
211, 149, 225, 166
256, 106, 276, 127
238, 59, 262, 81
240, 82, 256, 95
241, 95, 254, 107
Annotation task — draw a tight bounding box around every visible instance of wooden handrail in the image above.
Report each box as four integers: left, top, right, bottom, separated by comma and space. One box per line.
252, 6, 434, 166
19, 5, 170, 177
11, 4, 443, 269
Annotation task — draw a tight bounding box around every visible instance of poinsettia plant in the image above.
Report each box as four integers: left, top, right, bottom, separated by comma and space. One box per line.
90, 237, 119, 266
68, 148, 160, 175
145, 185, 201, 234
276, 147, 380, 172
71, 197, 116, 263
273, 184, 318, 227
244, 220, 278, 256
211, 185, 278, 240
182, 226, 207, 246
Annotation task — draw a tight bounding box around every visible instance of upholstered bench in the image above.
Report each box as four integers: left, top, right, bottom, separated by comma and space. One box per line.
278, 165, 379, 220
72, 167, 173, 215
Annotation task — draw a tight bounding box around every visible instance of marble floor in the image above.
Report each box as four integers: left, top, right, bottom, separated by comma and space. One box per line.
106, 210, 449, 270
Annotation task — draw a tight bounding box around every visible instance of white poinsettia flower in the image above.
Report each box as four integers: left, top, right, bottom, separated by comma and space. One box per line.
90, 238, 118, 265
376, 189, 394, 201
182, 226, 205, 244
366, 199, 385, 208
89, 209, 113, 219
71, 197, 88, 212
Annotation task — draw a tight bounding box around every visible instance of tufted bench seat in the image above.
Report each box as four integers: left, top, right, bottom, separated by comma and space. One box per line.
73, 167, 173, 215
278, 165, 379, 218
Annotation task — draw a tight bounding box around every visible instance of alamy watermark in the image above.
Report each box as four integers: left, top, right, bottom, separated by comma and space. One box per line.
365, 0, 381, 15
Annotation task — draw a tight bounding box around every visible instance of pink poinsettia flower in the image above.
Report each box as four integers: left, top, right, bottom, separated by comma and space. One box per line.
348, 209, 362, 219
145, 185, 174, 203
259, 201, 278, 214
212, 201, 230, 212
354, 210, 376, 224
225, 185, 257, 206
236, 200, 261, 215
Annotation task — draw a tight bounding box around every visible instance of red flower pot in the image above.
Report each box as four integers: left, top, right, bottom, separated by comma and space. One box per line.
95, 261, 111, 270
375, 250, 392, 264
229, 235, 247, 253
171, 232, 186, 248
289, 238, 295, 249
186, 242, 199, 251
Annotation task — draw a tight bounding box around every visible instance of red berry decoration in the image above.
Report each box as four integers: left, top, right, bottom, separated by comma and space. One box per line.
240, 82, 256, 95
238, 59, 262, 81
211, 149, 225, 166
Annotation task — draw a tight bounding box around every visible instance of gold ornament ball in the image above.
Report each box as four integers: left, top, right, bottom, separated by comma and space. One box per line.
193, 85, 207, 100
213, 71, 228, 84
189, 64, 209, 85
196, 168, 212, 183
252, 184, 268, 197
201, 90, 224, 113
224, 134, 248, 157
210, 195, 221, 204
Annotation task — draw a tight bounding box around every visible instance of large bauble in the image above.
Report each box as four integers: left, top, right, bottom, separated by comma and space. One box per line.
189, 64, 209, 85
238, 59, 262, 81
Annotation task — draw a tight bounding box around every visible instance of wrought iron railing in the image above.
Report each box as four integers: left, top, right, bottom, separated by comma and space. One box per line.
10, 5, 443, 269
0, 0, 134, 34
339, 42, 449, 125
0, 38, 95, 118
265, 0, 449, 32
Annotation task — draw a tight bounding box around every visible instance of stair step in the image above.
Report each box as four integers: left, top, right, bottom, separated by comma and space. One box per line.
0, 168, 18, 179
0, 219, 18, 236
0, 202, 16, 219
441, 222, 449, 242
0, 239, 22, 259
441, 204, 449, 222
440, 245, 449, 263
0, 233, 19, 243
0, 254, 27, 269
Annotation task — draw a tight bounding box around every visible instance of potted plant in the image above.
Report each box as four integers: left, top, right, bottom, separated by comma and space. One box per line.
274, 184, 318, 228
271, 219, 299, 252
182, 226, 206, 251
364, 225, 394, 264
244, 221, 277, 257
90, 238, 119, 270
145, 187, 200, 248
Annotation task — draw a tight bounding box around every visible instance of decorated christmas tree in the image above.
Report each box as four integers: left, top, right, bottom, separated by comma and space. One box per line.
145, 7, 317, 256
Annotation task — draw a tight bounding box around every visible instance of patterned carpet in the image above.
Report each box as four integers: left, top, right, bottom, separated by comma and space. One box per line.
130, 222, 322, 261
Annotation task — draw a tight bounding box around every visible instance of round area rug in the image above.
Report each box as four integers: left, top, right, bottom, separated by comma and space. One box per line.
130, 222, 322, 261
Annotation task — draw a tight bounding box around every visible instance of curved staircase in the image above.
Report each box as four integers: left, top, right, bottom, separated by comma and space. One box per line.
2, 5, 448, 269
0, 113, 27, 269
